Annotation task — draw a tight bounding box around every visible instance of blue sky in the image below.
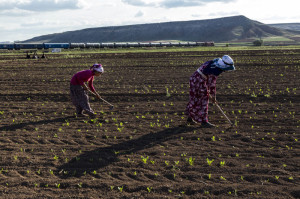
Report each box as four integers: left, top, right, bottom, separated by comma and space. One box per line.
0, 0, 299, 42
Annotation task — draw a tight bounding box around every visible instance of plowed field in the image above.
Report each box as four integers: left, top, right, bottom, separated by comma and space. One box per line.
0, 48, 299, 198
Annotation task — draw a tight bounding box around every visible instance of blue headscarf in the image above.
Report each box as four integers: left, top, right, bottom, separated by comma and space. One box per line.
212, 55, 235, 71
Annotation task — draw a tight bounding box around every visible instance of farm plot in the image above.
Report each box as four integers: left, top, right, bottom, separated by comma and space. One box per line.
0, 48, 299, 198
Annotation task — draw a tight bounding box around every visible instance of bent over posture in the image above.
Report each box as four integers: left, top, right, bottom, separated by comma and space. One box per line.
186, 55, 235, 127
70, 64, 103, 117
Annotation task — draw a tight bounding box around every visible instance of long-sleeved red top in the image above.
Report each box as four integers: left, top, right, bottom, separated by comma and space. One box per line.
70, 70, 96, 93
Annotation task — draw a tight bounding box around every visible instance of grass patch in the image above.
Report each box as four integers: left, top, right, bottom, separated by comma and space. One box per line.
1, 45, 300, 55
262, 36, 294, 42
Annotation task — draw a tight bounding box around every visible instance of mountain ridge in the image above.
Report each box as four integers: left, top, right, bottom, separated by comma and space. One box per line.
23, 15, 300, 43
268, 23, 300, 31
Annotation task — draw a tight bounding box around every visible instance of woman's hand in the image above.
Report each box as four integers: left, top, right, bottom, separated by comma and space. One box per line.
211, 97, 217, 104
209, 94, 217, 104
82, 83, 89, 91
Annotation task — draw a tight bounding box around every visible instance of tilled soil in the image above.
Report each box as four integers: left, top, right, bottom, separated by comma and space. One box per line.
0, 49, 299, 198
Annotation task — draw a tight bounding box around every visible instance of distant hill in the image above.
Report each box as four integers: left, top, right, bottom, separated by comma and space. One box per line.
23, 15, 300, 43
268, 23, 300, 31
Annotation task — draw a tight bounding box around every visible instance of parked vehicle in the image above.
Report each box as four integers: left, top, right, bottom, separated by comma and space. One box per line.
0, 41, 214, 50
44, 43, 70, 49
14, 43, 44, 50
0, 43, 14, 50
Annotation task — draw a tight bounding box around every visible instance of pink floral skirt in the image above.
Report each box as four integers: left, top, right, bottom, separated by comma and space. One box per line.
185, 72, 209, 123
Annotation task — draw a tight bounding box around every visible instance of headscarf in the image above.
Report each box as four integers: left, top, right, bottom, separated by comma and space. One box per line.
212, 55, 235, 71
90, 63, 104, 73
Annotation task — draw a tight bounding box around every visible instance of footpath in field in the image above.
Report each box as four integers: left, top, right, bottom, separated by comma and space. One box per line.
0, 49, 299, 198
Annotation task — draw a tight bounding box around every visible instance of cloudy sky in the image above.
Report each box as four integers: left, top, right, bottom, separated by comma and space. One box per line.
0, 0, 299, 42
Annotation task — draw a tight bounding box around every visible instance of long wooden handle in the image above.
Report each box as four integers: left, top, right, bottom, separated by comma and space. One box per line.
100, 97, 113, 107
209, 94, 233, 125
214, 103, 233, 125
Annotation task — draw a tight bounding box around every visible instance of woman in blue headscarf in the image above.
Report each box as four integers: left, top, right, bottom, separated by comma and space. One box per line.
186, 55, 235, 127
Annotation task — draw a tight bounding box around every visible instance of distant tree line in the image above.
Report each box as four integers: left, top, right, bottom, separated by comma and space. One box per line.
253, 39, 264, 46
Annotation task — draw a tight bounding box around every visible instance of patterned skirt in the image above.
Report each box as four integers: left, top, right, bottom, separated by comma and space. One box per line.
185, 71, 209, 123
70, 84, 94, 114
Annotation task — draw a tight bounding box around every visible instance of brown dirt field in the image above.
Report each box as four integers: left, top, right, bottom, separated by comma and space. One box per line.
0, 48, 299, 198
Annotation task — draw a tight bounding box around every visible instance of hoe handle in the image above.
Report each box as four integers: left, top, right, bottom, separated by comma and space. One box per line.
209, 94, 233, 125
214, 102, 233, 125
100, 97, 114, 107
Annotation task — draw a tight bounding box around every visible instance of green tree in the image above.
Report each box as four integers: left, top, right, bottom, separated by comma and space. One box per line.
253, 39, 264, 46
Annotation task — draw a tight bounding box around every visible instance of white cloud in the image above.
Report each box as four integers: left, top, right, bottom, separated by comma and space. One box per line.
208, 11, 240, 17
0, 0, 83, 12
121, 0, 236, 8
0, 8, 33, 16
121, 0, 155, 7
160, 0, 202, 8
134, 10, 144, 17
0, 0, 299, 42
159, 0, 231, 8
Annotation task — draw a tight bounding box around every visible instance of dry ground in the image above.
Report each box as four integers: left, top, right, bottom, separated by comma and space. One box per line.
0, 48, 299, 198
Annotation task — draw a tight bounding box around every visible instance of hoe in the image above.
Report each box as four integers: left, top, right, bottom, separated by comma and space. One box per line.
100, 97, 114, 110
213, 101, 234, 127
209, 94, 234, 127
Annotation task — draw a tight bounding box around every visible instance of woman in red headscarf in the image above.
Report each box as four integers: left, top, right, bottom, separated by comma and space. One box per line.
70, 64, 103, 117
186, 55, 235, 127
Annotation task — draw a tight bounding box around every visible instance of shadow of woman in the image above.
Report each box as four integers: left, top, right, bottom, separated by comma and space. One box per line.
56, 125, 198, 178
0, 116, 75, 132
